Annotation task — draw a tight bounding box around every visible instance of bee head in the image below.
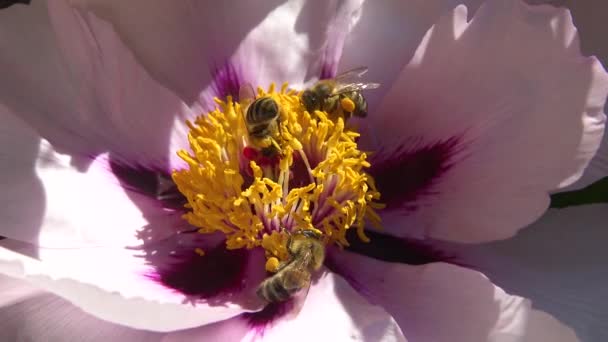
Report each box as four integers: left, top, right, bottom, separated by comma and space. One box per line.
301, 89, 319, 113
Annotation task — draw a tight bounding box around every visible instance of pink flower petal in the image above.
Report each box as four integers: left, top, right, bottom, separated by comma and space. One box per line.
0, 236, 260, 331
0, 275, 162, 341
71, 0, 364, 104
0, 274, 42, 308
563, 131, 607, 191
329, 251, 579, 342
0, 273, 404, 341
364, 1, 608, 242
439, 204, 608, 341
538, 0, 608, 61
1, 112, 260, 314
0, 107, 177, 248
340, 0, 483, 110
546, 0, 608, 191
0, 0, 195, 170
166, 272, 405, 342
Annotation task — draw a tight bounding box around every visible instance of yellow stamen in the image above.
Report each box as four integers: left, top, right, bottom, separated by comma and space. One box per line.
173, 83, 382, 272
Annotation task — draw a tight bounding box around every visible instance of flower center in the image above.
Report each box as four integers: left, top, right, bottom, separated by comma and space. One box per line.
173, 83, 382, 272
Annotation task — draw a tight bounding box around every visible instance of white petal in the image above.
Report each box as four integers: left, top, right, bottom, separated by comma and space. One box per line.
0, 238, 256, 332
329, 252, 579, 342
439, 204, 608, 341
164, 272, 406, 342
365, 1, 608, 242
340, 0, 486, 110
0, 270, 405, 341
0, 112, 262, 330
0, 0, 194, 170
0, 274, 42, 308
548, 0, 608, 191
0, 106, 177, 247
562, 132, 608, 191
0, 275, 163, 341
70, 0, 364, 104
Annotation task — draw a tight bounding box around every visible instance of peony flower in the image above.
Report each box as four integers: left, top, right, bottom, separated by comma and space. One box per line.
0, 0, 606, 341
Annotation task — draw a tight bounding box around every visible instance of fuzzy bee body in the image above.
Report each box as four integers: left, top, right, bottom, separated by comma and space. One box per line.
240, 90, 283, 154
257, 230, 325, 303
246, 96, 280, 138
301, 67, 379, 121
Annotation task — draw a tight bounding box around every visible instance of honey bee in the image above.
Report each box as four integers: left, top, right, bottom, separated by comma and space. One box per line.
240, 84, 282, 153
257, 229, 325, 303
301, 67, 380, 120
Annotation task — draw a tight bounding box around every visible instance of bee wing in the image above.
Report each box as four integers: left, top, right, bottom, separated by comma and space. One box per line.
333, 82, 381, 95
238, 83, 256, 105
280, 278, 312, 322
334, 66, 369, 83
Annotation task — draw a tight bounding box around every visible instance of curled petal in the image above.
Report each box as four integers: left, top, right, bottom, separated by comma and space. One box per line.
561, 127, 607, 192
439, 204, 608, 342
166, 272, 406, 342
0, 107, 176, 248
552, 0, 608, 191
0, 274, 42, 309
0, 273, 405, 341
365, 1, 608, 242
0, 236, 259, 332
341, 0, 483, 111
329, 251, 579, 342
0, 275, 162, 341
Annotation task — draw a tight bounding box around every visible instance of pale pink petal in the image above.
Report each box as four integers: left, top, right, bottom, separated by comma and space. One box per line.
0, 107, 177, 248
0, 272, 404, 341
0, 270, 404, 341
0, 275, 163, 341
164, 272, 406, 342
0, 236, 262, 331
531, 0, 608, 58
340, 0, 485, 110
0, 0, 194, 170
544, 0, 608, 191
560, 132, 607, 191
329, 251, 578, 342
0, 278, 256, 342
0, 274, 42, 308
438, 204, 608, 341
71, 0, 364, 104
364, 1, 608, 242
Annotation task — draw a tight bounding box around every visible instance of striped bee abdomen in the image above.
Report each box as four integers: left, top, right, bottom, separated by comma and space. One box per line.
246, 97, 279, 124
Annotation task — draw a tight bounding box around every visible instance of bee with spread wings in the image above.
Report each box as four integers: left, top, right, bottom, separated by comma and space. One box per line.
301, 66, 380, 120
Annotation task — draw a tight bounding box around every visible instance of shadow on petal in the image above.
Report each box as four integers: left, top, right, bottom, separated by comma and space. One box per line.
0, 108, 46, 258
360, 1, 605, 243
127, 229, 267, 311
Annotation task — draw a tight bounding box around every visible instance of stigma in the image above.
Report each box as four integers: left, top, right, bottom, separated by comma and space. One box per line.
172, 83, 382, 272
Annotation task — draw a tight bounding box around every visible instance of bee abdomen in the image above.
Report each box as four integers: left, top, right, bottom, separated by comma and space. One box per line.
350, 92, 368, 117
257, 277, 294, 302
247, 97, 279, 124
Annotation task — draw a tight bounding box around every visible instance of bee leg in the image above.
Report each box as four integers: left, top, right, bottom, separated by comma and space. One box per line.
286, 233, 295, 256
269, 137, 282, 154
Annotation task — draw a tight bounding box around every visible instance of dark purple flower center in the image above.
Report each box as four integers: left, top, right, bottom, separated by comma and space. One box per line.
149, 244, 249, 300
106, 61, 465, 330
369, 137, 462, 211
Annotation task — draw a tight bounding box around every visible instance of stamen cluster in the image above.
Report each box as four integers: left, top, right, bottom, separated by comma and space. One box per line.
173, 84, 381, 272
